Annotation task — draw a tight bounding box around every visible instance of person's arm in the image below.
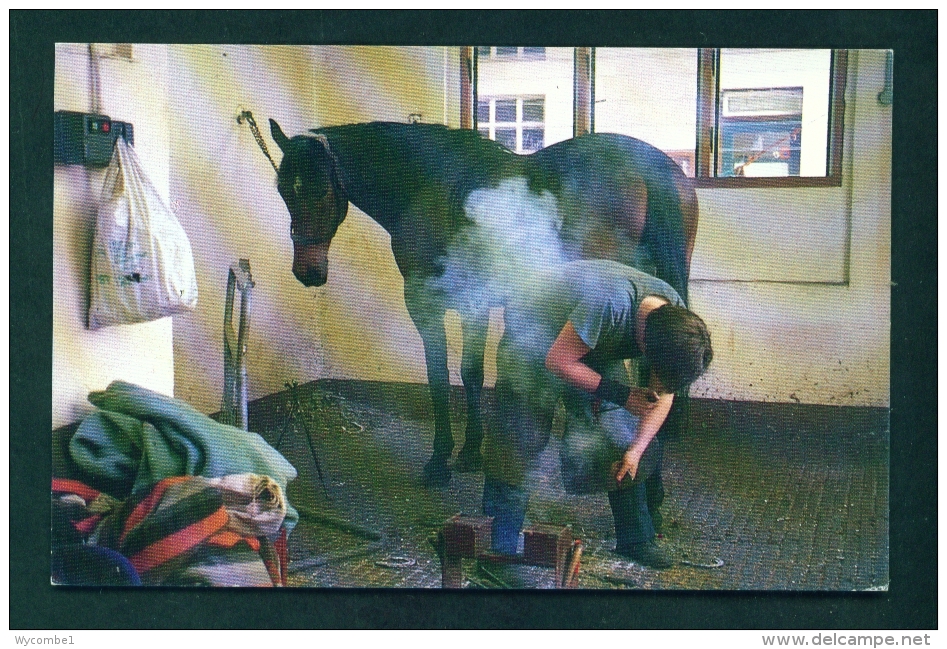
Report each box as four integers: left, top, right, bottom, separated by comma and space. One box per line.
546, 321, 673, 482
545, 321, 663, 418
612, 388, 673, 483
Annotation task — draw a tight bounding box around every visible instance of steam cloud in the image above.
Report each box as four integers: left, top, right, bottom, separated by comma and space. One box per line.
433, 177, 566, 312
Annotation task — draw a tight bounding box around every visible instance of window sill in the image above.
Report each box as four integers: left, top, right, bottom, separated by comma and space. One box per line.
694, 175, 843, 189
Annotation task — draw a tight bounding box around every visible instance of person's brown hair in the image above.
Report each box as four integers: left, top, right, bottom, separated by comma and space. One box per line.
644, 304, 713, 393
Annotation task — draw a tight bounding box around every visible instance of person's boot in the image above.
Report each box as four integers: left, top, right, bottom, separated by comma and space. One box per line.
618, 540, 674, 569
609, 484, 673, 569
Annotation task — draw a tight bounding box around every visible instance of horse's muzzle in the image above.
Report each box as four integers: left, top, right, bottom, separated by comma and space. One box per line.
294, 267, 328, 288
293, 241, 331, 287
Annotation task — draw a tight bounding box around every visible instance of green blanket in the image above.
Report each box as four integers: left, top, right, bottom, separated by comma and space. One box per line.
71, 381, 298, 532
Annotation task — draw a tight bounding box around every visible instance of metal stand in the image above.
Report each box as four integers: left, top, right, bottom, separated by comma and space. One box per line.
221, 259, 254, 430
435, 515, 583, 589
275, 380, 331, 501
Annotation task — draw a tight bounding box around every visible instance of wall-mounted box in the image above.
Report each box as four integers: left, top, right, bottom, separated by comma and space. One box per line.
54, 110, 134, 167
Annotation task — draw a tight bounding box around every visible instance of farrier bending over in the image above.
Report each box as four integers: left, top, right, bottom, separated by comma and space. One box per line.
482, 260, 712, 570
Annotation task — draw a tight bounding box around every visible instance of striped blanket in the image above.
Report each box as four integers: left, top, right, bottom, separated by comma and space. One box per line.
53, 475, 288, 587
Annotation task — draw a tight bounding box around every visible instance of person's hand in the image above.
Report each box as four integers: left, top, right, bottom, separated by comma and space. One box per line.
623, 387, 661, 417
612, 446, 644, 484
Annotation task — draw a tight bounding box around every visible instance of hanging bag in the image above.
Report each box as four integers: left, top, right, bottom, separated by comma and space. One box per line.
89, 138, 198, 329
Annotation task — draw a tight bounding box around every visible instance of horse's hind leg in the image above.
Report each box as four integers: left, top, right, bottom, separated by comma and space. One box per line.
404, 282, 454, 487
454, 308, 490, 473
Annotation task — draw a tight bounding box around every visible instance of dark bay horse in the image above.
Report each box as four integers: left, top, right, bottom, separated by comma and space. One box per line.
269, 120, 698, 487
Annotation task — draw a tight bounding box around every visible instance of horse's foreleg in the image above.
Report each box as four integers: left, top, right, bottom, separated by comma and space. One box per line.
454, 309, 490, 473
404, 285, 454, 487
420, 329, 454, 487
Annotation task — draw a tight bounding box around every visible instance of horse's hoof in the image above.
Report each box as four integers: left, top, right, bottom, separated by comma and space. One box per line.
422, 458, 451, 488
453, 448, 483, 473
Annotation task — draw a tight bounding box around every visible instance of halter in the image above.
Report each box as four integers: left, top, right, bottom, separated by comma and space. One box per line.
290, 232, 332, 247
241, 113, 346, 246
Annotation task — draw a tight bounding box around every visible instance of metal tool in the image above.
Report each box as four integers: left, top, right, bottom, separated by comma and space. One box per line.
221, 260, 254, 429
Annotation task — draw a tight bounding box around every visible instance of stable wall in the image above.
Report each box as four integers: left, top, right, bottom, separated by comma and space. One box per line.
52, 44, 175, 428
688, 50, 890, 406
52, 45, 890, 425
166, 46, 465, 413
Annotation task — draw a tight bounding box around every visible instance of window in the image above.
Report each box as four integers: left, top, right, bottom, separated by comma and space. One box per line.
713, 49, 834, 179
718, 87, 804, 177
471, 46, 573, 152
477, 46, 546, 60
477, 96, 545, 153
463, 47, 846, 187
594, 48, 698, 177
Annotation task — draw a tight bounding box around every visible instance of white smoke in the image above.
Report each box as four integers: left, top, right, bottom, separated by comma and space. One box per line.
434, 177, 566, 311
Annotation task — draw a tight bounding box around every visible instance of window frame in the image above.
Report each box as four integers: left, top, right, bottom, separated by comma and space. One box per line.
695, 48, 847, 188
477, 46, 547, 61
462, 47, 847, 189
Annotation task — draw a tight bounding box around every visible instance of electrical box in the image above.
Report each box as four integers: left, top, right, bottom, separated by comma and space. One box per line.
54, 110, 134, 167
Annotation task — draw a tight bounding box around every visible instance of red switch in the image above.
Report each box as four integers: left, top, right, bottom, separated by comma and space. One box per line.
102, 122, 110, 132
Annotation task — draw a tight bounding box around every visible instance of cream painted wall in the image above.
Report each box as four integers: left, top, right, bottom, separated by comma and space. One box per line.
689, 50, 890, 406
52, 43, 175, 428
167, 45, 464, 413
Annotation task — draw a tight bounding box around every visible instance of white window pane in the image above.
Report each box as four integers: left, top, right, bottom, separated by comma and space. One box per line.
522, 98, 544, 122
494, 99, 517, 123
719, 49, 832, 177
495, 128, 517, 151
476, 100, 491, 124
522, 128, 544, 153
594, 48, 698, 177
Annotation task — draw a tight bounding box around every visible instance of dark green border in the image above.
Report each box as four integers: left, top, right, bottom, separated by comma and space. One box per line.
11, 10, 936, 629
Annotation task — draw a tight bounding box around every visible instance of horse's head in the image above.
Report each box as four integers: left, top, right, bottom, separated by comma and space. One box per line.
270, 119, 348, 287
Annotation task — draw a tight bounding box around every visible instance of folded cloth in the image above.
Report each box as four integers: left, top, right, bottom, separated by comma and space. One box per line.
90, 475, 277, 587
70, 380, 298, 532
207, 473, 287, 539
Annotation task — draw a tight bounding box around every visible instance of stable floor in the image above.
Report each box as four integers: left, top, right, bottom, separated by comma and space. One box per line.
248, 379, 889, 591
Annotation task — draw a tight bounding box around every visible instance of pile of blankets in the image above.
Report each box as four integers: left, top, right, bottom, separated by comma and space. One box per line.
52, 381, 298, 587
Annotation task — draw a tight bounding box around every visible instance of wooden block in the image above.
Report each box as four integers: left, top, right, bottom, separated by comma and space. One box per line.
443, 515, 493, 559
523, 523, 572, 568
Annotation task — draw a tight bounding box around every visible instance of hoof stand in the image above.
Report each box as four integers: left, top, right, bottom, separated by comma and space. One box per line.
436, 514, 582, 588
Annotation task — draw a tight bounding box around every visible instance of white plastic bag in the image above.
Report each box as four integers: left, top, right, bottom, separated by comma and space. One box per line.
89, 138, 198, 329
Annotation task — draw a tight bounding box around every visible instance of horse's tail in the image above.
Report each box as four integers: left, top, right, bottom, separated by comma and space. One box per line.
642, 159, 697, 306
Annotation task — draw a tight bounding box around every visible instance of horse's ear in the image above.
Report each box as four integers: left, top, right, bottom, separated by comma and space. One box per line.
270, 119, 291, 153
